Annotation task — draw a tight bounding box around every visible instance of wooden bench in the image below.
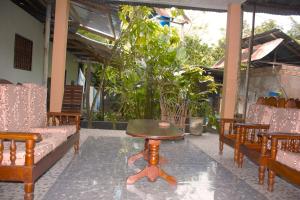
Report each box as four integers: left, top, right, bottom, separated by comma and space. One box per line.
219, 97, 273, 164
236, 107, 300, 189
0, 83, 80, 200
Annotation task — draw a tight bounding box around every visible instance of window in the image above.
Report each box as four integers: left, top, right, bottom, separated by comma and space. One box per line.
14, 34, 33, 71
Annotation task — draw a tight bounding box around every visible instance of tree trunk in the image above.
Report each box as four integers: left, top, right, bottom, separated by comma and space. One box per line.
87, 65, 106, 127
144, 65, 154, 119
85, 63, 92, 128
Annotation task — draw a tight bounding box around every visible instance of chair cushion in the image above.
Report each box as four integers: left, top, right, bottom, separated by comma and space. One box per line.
246, 104, 273, 124
1, 139, 53, 166
0, 84, 30, 132
276, 149, 300, 172
269, 108, 300, 133
30, 125, 77, 139
39, 132, 67, 149
23, 83, 47, 129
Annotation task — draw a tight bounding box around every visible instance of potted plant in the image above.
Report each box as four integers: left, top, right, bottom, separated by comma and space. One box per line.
178, 66, 217, 135
189, 100, 211, 135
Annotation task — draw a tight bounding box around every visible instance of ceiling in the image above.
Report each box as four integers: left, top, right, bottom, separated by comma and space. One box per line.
12, 0, 119, 63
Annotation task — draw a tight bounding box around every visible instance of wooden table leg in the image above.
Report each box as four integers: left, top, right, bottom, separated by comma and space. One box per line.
128, 139, 167, 165
127, 139, 176, 185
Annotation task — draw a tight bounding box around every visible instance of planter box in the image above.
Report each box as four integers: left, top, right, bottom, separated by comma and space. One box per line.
81, 120, 128, 130
81, 120, 207, 133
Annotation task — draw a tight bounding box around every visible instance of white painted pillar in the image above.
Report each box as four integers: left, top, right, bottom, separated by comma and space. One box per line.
221, 3, 242, 118
43, 2, 51, 87
50, 0, 70, 112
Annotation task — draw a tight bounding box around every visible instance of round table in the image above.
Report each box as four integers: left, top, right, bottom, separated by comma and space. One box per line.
126, 119, 184, 185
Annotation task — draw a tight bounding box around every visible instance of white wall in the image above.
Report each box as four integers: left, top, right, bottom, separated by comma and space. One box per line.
0, 0, 44, 84
0, 0, 79, 85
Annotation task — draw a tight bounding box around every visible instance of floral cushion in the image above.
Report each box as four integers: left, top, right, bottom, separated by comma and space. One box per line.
39, 132, 67, 148
23, 83, 47, 129
259, 106, 274, 125
1, 139, 53, 166
276, 150, 300, 172
30, 125, 76, 139
268, 108, 300, 133
246, 104, 273, 124
0, 84, 30, 132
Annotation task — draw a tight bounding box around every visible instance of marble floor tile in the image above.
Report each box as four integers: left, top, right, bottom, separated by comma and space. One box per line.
0, 129, 299, 200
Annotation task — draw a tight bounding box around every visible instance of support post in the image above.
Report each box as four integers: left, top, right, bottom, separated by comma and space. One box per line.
43, 2, 51, 87
221, 3, 243, 119
243, 4, 256, 118
49, 0, 70, 112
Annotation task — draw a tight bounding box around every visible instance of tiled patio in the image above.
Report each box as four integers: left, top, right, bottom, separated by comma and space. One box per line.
0, 129, 299, 200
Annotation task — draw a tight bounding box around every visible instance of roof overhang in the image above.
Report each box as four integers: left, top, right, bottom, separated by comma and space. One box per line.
105, 0, 245, 12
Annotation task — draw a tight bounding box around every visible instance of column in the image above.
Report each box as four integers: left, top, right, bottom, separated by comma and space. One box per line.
221, 3, 242, 118
50, 0, 70, 112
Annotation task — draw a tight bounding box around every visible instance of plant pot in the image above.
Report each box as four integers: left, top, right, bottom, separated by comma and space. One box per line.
189, 117, 204, 136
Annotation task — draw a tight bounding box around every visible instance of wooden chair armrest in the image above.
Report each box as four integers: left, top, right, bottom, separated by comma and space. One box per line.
235, 123, 270, 129
219, 118, 244, 136
260, 132, 300, 140
220, 118, 244, 123
262, 132, 300, 159
0, 132, 42, 141
47, 112, 81, 117
0, 132, 42, 166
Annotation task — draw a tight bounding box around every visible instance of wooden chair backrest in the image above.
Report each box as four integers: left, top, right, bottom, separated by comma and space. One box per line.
277, 98, 286, 108
285, 98, 297, 108
62, 85, 83, 113
0, 79, 13, 84
296, 99, 300, 109
256, 97, 266, 105
265, 97, 277, 107
256, 96, 299, 109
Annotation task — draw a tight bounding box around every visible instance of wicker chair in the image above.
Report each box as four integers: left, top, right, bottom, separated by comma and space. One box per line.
160, 97, 188, 132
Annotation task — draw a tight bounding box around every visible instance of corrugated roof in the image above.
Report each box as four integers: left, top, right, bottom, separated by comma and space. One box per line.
12, 0, 119, 63
213, 29, 300, 68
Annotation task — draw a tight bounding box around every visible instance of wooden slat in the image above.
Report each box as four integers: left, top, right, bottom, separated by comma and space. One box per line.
62, 85, 83, 113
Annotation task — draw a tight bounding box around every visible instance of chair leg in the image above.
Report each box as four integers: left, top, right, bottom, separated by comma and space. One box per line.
74, 140, 79, 153
219, 140, 224, 155
268, 170, 275, 192
238, 152, 244, 168
24, 182, 34, 200
258, 165, 265, 185
234, 147, 240, 165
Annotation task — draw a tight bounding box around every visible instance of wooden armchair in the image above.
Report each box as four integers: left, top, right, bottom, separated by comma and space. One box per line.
261, 133, 300, 191
234, 123, 270, 184
236, 107, 300, 185
219, 101, 273, 164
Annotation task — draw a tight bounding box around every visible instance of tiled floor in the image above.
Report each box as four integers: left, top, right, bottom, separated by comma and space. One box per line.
0, 129, 299, 200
